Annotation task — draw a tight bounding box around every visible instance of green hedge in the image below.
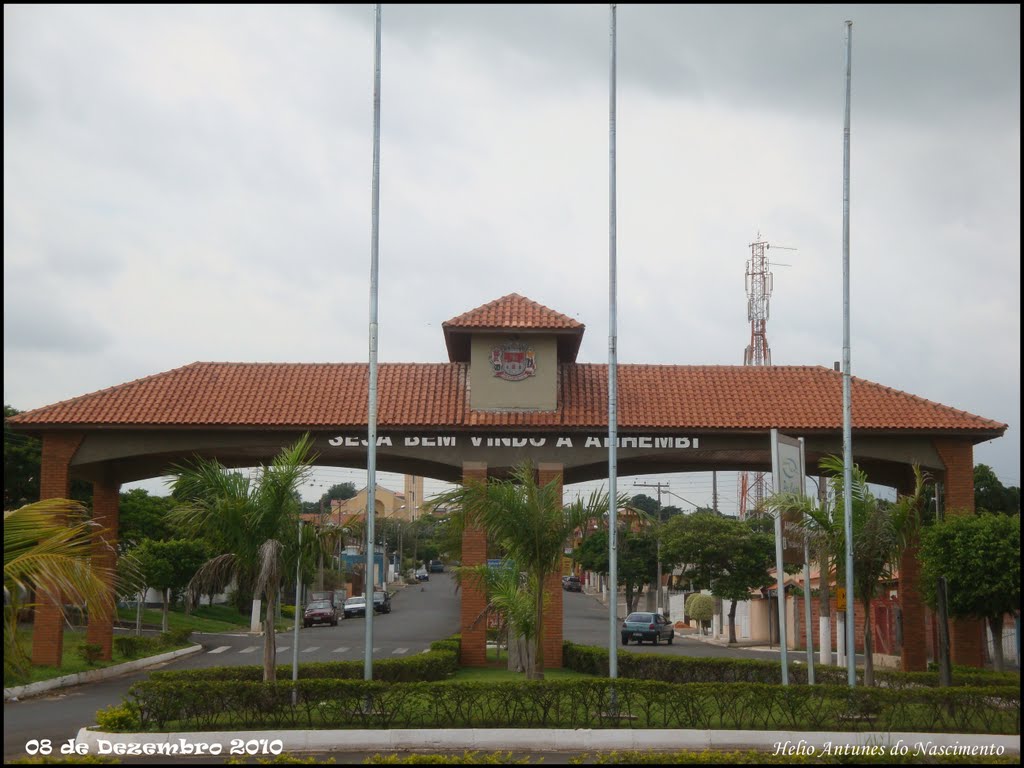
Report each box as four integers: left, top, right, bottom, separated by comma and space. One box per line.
563, 641, 1020, 689
124, 678, 1019, 734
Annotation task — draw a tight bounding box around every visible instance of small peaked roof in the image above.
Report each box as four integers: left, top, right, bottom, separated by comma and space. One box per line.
442, 293, 585, 362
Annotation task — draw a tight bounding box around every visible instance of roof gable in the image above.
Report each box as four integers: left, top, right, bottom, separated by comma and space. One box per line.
442, 294, 585, 362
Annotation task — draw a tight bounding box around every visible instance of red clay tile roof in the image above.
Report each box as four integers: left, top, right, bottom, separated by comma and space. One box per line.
5, 362, 1007, 436
442, 294, 584, 331
442, 294, 585, 363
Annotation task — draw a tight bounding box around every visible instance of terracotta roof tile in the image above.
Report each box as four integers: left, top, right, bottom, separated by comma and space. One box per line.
442, 294, 584, 331
5, 362, 1007, 436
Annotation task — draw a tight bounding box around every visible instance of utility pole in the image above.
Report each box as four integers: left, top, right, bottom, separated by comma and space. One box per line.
633, 480, 669, 614
712, 471, 718, 513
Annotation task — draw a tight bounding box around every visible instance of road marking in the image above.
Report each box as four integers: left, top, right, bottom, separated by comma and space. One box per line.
303, 646, 320, 653
421, 649, 429, 654
393, 648, 408, 655
276, 646, 289, 653
332, 646, 350, 653
208, 646, 231, 654
239, 646, 258, 654
373, 647, 381, 652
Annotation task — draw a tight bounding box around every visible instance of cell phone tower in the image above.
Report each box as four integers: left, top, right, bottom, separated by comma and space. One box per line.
738, 232, 793, 518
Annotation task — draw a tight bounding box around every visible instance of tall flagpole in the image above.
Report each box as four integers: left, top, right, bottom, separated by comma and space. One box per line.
607, 2, 619, 683
841, 19, 856, 688
364, 2, 382, 682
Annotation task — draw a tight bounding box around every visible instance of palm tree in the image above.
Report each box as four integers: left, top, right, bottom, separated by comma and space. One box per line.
167, 433, 328, 682
4, 499, 115, 678
431, 461, 571, 680
768, 455, 901, 686
454, 562, 536, 672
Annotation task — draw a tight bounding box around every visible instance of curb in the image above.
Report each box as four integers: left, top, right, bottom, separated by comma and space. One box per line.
4, 644, 203, 702
73, 727, 1020, 756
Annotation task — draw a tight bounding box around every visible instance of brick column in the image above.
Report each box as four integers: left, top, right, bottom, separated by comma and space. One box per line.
895, 466, 928, 672
933, 438, 985, 668
32, 432, 84, 668
538, 463, 564, 669
87, 479, 120, 660
460, 462, 488, 667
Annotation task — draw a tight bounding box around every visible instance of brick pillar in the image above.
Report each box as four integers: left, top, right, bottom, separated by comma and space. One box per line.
933, 438, 986, 668
87, 479, 120, 660
460, 462, 488, 667
32, 432, 84, 667
896, 468, 928, 672
538, 463, 564, 669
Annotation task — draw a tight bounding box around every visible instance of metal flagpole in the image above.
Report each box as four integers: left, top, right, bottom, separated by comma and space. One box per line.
841, 19, 856, 688
364, 2, 382, 682
607, 2, 619, 684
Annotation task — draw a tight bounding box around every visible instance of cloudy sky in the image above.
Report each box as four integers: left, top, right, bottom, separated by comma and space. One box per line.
4, 4, 1019, 510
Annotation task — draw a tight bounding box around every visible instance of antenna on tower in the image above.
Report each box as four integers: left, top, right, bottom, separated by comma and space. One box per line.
739, 232, 795, 518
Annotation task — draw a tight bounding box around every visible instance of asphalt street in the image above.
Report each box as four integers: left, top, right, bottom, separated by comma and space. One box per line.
4, 576, 835, 759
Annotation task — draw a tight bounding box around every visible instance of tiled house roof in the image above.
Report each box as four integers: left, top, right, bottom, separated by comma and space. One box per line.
442, 293, 584, 331
6, 362, 1007, 436
442, 294, 585, 363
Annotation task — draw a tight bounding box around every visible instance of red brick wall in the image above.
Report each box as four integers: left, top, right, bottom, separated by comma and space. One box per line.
460, 462, 488, 667
794, 595, 868, 653
87, 479, 120, 660
32, 432, 84, 667
538, 464, 563, 669
933, 439, 986, 668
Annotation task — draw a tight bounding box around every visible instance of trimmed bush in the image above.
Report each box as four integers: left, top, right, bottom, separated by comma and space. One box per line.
79, 643, 103, 666
95, 703, 140, 731
123, 678, 1019, 734
563, 641, 1021, 689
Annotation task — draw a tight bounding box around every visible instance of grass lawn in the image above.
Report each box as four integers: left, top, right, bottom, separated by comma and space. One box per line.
116, 603, 290, 634
4, 626, 192, 688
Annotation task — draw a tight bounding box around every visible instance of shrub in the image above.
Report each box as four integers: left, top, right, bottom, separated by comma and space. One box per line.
95, 703, 140, 731
563, 641, 1021, 690
114, 635, 161, 660
123, 678, 1019, 734
159, 627, 192, 646
280, 605, 295, 619
79, 643, 103, 666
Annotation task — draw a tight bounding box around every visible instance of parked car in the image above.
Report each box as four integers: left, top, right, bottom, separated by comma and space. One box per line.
342, 596, 366, 619
621, 611, 674, 645
563, 576, 582, 592
415, 569, 429, 582
303, 599, 338, 628
372, 590, 392, 614
429, 561, 445, 573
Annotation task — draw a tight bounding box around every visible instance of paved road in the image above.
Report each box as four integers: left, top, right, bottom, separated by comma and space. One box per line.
3, 577, 461, 758
5, 576, 836, 759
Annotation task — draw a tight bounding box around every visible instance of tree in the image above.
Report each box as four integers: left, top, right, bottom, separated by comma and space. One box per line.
767, 455, 901, 686
4, 499, 115, 677
919, 513, 1020, 672
456, 562, 536, 672
430, 461, 571, 680
685, 593, 715, 634
576, 528, 658, 613
974, 464, 1020, 515
319, 482, 357, 511
117, 489, 177, 550
629, 494, 660, 517
4, 406, 92, 508
167, 434, 330, 682
660, 511, 774, 643
128, 539, 209, 630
